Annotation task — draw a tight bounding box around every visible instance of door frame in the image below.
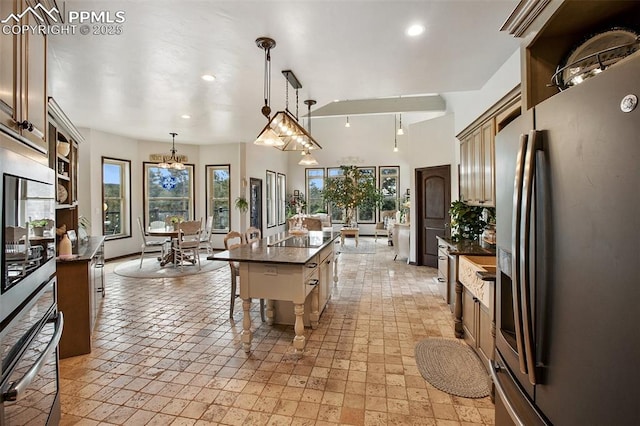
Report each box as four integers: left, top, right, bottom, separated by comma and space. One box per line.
415, 164, 451, 267
249, 178, 263, 235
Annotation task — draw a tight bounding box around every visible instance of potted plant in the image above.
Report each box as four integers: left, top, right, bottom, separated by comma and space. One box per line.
30, 219, 50, 236
168, 215, 183, 230
322, 165, 382, 227
449, 200, 492, 241
235, 197, 249, 214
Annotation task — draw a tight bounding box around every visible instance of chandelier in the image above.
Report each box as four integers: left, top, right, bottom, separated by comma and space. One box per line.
158, 132, 185, 170
298, 99, 318, 165
254, 36, 322, 151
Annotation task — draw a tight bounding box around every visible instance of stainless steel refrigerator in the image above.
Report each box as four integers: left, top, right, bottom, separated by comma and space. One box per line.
492, 54, 640, 425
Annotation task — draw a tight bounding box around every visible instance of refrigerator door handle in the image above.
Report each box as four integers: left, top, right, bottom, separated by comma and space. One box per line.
519, 130, 541, 385
511, 133, 529, 375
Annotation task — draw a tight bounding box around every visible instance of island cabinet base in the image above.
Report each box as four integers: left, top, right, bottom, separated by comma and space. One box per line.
239, 256, 322, 355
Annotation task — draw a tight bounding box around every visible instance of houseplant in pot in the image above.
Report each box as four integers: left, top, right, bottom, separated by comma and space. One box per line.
322, 165, 382, 227
449, 200, 491, 241
30, 219, 50, 237
235, 196, 249, 214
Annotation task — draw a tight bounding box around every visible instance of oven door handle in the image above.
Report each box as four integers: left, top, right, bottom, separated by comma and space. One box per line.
3, 312, 64, 402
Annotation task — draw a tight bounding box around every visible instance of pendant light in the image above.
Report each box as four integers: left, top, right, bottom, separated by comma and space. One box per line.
393, 116, 399, 152
345, 116, 350, 128
299, 100, 319, 165
253, 37, 284, 147
158, 132, 185, 170
397, 113, 404, 135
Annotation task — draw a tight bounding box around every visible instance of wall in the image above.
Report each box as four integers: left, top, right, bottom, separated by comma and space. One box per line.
406, 113, 457, 262
442, 48, 521, 135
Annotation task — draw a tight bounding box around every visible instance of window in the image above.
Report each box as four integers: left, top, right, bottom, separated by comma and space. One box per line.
356, 167, 376, 223
266, 170, 276, 228
305, 168, 325, 214
326, 167, 345, 223
277, 173, 286, 225
205, 165, 230, 233
144, 163, 194, 225
379, 166, 400, 216
102, 157, 131, 239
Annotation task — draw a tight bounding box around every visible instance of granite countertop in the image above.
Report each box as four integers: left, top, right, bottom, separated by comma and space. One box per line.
437, 236, 496, 256
211, 230, 338, 265
57, 236, 105, 262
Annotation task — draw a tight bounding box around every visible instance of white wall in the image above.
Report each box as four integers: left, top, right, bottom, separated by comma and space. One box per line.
442, 48, 521, 135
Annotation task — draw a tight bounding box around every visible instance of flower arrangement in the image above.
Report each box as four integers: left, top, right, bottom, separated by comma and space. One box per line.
286, 192, 306, 217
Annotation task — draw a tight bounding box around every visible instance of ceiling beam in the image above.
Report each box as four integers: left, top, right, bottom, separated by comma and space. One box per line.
309, 95, 446, 117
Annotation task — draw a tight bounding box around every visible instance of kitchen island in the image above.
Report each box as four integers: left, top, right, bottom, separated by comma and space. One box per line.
212, 230, 338, 355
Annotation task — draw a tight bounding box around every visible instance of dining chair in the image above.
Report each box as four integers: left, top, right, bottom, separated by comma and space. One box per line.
174, 219, 202, 271
137, 217, 168, 268
375, 210, 396, 242
199, 216, 214, 254
245, 226, 261, 244
224, 231, 265, 321
149, 220, 166, 230
5, 226, 39, 280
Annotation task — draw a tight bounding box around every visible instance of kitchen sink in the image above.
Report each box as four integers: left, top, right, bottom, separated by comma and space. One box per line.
458, 255, 496, 307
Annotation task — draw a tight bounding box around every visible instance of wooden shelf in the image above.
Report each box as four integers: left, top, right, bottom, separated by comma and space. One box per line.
524, 0, 640, 109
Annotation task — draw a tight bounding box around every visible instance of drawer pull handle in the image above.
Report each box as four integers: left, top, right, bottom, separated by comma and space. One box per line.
439, 256, 447, 260
438, 245, 446, 248
308, 279, 319, 286
306, 263, 318, 268
437, 277, 446, 282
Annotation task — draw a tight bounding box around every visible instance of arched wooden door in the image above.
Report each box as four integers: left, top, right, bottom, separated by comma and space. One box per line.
415, 165, 450, 267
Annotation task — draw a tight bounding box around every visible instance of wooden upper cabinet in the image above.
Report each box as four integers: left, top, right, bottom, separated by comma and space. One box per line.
0, 0, 49, 155
21, 0, 47, 150
457, 88, 519, 208
0, 0, 19, 133
480, 120, 495, 207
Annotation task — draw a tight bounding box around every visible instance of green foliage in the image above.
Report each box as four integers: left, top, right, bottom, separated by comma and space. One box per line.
449, 200, 488, 242
30, 219, 49, 228
235, 197, 249, 213
322, 165, 383, 225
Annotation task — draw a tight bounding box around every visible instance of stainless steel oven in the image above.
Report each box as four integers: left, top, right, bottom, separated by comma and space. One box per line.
0, 278, 62, 425
0, 147, 56, 326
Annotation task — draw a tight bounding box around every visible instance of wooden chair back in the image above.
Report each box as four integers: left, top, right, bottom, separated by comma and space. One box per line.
303, 217, 322, 231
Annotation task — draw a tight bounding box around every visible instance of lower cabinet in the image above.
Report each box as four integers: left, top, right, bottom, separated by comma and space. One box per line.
57, 237, 105, 359
437, 246, 448, 301
462, 286, 494, 370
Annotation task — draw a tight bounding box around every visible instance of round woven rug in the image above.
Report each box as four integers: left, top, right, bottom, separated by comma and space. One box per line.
114, 254, 226, 279
414, 338, 491, 398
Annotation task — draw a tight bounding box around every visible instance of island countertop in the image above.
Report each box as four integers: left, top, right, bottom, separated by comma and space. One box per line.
210, 230, 338, 265
56, 236, 105, 263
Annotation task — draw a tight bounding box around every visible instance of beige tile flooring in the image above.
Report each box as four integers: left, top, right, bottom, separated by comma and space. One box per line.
59, 237, 495, 425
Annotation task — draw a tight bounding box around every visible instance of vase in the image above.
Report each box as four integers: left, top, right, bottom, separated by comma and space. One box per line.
33, 227, 44, 237
59, 234, 72, 257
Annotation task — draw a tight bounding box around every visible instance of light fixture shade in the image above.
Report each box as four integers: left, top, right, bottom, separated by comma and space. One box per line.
254, 127, 284, 147
397, 127, 404, 136
256, 110, 322, 151
298, 151, 318, 165
345, 116, 350, 128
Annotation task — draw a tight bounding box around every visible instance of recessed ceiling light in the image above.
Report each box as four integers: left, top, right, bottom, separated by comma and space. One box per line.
406, 24, 425, 37
201, 74, 216, 82
181, 114, 191, 119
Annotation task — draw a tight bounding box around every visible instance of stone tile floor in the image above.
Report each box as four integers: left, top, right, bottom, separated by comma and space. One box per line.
59, 237, 495, 425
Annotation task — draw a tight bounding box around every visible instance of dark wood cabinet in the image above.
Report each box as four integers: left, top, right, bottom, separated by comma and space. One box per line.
0, 0, 50, 155
57, 237, 105, 358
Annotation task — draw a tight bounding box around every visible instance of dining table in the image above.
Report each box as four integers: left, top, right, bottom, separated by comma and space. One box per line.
146, 228, 180, 266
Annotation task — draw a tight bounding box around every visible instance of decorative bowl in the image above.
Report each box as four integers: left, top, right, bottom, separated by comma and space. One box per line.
57, 141, 70, 157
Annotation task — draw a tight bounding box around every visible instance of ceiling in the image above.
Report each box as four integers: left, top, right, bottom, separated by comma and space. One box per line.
47, 0, 521, 145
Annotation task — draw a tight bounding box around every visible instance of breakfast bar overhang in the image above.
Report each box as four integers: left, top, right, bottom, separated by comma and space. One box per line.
212, 230, 338, 355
